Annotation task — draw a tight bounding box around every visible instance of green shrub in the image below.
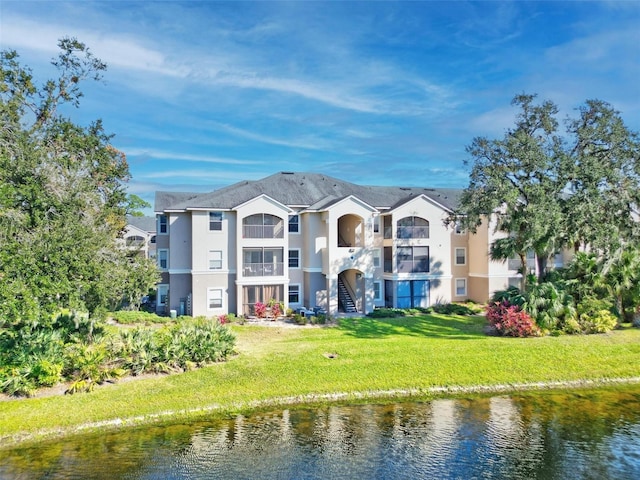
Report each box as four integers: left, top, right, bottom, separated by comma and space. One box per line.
573, 297, 618, 334
0, 367, 37, 397
293, 314, 307, 325
367, 308, 406, 318
110, 311, 169, 325
63, 340, 125, 394
310, 315, 327, 325
156, 317, 236, 370
114, 328, 162, 376
30, 358, 63, 387
432, 303, 475, 316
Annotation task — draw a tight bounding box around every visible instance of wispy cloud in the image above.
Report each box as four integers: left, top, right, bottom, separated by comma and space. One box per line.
125, 148, 260, 166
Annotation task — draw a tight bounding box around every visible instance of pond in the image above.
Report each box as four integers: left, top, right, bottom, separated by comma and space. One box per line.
1, 387, 639, 479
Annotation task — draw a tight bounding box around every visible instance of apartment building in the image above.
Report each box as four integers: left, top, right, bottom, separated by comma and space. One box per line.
153, 171, 524, 317
122, 215, 157, 259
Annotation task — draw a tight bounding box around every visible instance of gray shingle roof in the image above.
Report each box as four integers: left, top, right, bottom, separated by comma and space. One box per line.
126, 215, 156, 233
154, 172, 462, 213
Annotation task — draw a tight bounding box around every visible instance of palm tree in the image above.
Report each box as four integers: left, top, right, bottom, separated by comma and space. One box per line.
603, 247, 640, 323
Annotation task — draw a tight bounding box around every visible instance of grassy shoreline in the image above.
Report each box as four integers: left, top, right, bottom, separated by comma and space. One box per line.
2, 314, 640, 448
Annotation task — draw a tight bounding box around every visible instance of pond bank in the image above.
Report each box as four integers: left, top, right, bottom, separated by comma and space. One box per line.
2, 315, 640, 449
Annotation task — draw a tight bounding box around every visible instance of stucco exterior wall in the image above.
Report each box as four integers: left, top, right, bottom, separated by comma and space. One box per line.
168, 213, 192, 272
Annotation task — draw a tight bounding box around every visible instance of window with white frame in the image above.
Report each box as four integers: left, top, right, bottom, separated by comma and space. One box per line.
288, 214, 299, 233
373, 281, 382, 301
209, 212, 223, 231
288, 249, 300, 268
208, 250, 222, 270
373, 215, 380, 233
289, 284, 300, 304
455, 247, 466, 266
158, 215, 168, 234
373, 249, 381, 268
455, 278, 467, 297
157, 284, 169, 306
455, 220, 466, 235
208, 288, 223, 309
158, 249, 169, 270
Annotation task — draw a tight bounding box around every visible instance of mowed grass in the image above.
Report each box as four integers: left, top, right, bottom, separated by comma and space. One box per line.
2, 313, 640, 447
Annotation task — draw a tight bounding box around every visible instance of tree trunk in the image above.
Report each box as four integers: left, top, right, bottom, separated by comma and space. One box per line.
536, 254, 548, 283
519, 252, 528, 291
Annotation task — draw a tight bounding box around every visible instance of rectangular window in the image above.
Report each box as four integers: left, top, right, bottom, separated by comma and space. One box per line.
157, 284, 169, 307
289, 284, 300, 304
208, 288, 223, 309
289, 249, 300, 268
158, 215, 168, 234
455, 248, 466, 266
397, 246, 429, 273
373, 281, 382, 301
383, 216, 392, 239
289, 215, 299, 233
373, 249, 381, 268
209, 250, 222, 270
373, 215, 380, 233
209, 212, 223, 231
455, 278, 467, 297
158, 249, 169, 270
384, 246, 393, 273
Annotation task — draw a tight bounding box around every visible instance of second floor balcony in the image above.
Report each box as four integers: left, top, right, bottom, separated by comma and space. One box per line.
243, 262, 285, 277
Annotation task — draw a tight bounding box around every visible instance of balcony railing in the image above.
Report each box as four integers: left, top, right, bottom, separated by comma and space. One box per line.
243, 224, 284, 239
397, 226, 429, 239
243, 262, 284, 277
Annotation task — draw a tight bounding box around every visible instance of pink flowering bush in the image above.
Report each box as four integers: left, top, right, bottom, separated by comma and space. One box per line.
254, 302, 267, 318
486, 301, 540, 337
218, 314, 228, 325
270, 302, 282, 318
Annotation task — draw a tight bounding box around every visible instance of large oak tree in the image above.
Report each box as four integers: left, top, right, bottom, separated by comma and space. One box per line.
455, 93, 640, 289
0, 38, 158, 326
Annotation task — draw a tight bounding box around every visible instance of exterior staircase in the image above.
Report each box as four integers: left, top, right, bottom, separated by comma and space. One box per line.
337, 275, 358, 313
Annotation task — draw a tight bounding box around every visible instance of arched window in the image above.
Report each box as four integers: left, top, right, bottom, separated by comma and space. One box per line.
126, 235, 145, 247
243, 214, 284, 238
396, 216, 429, 239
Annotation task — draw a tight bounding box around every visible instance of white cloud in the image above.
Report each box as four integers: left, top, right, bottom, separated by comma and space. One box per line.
125, 148, 260, 166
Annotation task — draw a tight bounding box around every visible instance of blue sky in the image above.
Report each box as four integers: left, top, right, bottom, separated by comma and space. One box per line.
2, 1, 639, 212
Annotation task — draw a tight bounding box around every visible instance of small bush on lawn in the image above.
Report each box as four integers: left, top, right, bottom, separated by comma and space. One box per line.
111, 311, 170, 325
293, 314, 307, 325
432, 303, 476, 316
368, 308, 407, 318
486, 302, 540, 337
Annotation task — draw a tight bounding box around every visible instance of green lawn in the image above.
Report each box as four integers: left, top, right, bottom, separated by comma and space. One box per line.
2, 313, 640, 447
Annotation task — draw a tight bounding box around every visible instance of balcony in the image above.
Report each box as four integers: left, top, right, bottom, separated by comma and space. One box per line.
243, 224, 284, 239
243, 262, 284, 277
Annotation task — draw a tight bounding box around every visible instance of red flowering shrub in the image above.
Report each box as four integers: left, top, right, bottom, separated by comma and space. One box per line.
218, 314, 228, 325
271, 302, 282, 318
486, 301, 540, 337
254, 302, 267, 318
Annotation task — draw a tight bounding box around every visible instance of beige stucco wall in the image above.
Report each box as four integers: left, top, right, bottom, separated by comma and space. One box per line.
168, 213, 192, 271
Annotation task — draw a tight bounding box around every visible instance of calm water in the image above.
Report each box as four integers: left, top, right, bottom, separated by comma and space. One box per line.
2, 387, 640, 480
